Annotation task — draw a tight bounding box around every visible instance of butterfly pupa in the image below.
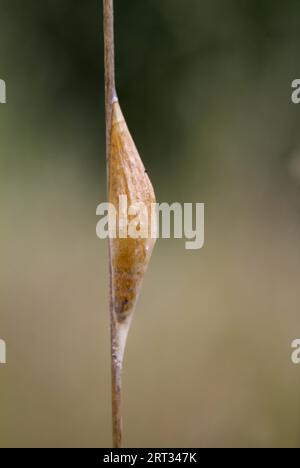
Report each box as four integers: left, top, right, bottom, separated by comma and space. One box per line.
109, 100, 156, 356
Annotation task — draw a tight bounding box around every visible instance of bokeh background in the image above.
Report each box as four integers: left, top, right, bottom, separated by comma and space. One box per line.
1, 0, 300, 448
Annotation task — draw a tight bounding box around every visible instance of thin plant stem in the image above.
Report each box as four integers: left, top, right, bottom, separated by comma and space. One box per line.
103, 0, 123, 449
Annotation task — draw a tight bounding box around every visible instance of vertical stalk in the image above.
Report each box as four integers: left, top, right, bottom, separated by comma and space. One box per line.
103, 0, 122, 449
103, 0, 116, 155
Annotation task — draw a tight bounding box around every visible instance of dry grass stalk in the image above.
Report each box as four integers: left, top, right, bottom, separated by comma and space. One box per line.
103, 0, 156, 448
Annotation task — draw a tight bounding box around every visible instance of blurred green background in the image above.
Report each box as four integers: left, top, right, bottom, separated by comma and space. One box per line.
1, 0, 300, 448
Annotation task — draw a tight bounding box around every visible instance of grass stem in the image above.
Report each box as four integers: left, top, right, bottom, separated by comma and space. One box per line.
103, 0, 122, 449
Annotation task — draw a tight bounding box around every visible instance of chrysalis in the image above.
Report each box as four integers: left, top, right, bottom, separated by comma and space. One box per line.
109, 100, 156, 354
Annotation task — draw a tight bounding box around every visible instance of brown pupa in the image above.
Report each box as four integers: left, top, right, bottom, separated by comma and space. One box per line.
109, 100, 156, 356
